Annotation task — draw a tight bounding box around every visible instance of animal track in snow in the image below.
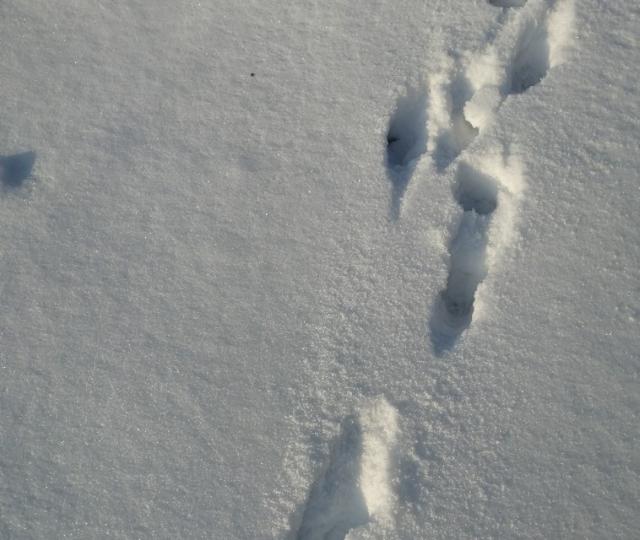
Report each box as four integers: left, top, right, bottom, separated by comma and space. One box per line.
505, 0, 573, 94
428, 0, 573, 174
430, 164, 498, 352
429, 43, 505, 171
294, 398, 398, 540
429, 151, 524, 354
385, 84, 428, 220
426, 1, 573, 351
430, 66, 480, 172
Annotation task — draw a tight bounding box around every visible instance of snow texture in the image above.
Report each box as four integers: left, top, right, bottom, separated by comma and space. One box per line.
0, 0, 639, 539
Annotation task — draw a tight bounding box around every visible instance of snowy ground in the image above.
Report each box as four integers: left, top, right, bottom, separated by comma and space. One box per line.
0, 0, 638, 538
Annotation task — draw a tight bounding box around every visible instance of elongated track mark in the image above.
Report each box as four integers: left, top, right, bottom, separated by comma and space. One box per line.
430, 164, 498, 352
294, 398, 398, 540
508, 15, 551, 92
506, 0, 574, 94
429, 147, 524, 354
386, 84, 428, 220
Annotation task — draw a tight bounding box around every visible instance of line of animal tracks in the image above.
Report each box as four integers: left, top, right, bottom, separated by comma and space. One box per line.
387, 0, 574, 353
290, 1, 574, 538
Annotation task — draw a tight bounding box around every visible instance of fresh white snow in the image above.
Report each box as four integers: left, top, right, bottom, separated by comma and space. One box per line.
0, 0, 638, 538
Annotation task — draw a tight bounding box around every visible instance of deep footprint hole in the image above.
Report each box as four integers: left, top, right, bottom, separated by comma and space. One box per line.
430, 164, 499, 354
1, 151, 36, 188
385, 85, 428, 219
430, 212, 491, 354
386, 88, 427, 169
454, 162, 499, 214
508, 19, 550, 94
444, 213, 491, 321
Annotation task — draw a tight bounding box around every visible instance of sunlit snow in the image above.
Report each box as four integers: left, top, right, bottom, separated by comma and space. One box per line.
1, 1, 638, 538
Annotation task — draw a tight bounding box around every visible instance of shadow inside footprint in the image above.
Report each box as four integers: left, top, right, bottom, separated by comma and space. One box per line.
429, 164, 498, 354
386, 85, 428, 220
433, 73, 479, 172
1, 151, 36, 189
506, 16, 551, 94
294, 416, 368, 540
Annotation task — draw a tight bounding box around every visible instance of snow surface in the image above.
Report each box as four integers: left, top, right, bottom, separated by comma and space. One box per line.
0, 0, 638, 538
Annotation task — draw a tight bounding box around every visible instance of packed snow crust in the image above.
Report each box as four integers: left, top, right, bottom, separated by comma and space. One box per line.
0, 0, 638, 538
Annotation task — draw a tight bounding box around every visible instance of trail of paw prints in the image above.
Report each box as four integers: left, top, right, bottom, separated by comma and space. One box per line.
292, 398, 398, 540
382, 1, 571, 218
429, 0, 573, 352
429, 0, 574, 173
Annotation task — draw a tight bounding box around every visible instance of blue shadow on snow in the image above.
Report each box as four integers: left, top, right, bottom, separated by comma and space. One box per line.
1, 151, 36, 188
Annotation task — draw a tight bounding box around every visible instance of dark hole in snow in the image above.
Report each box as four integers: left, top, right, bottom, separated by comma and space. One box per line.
454, 162, 499, 215
507, 19, 551, 94
385, 86, 428, 220
0, 151, 36, 188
